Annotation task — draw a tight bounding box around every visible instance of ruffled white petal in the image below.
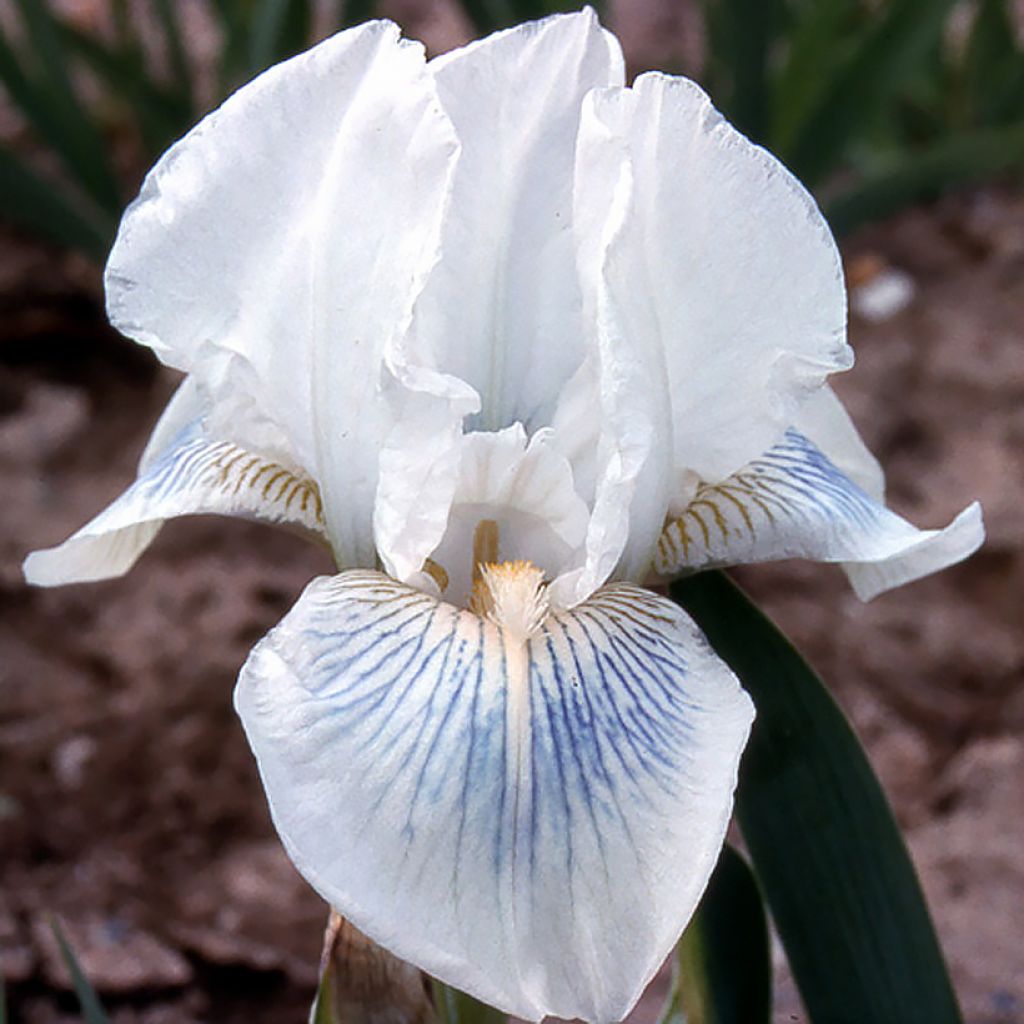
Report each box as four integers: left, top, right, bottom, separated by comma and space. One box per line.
24, 412, 325, 587
377, 11, 628, 589
792, 386, 885, 501
423, 426, 590, 606
106, 21, 462, 570
579, 74, 851, 491
412, 10, 624, 436
547, 88, 676, 609
235, 571, 753, 1022
841, 503, 984, 600
654, 430, 985, 600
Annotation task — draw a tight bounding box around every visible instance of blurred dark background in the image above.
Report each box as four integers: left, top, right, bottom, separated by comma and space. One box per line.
0, 1, 1021, 1021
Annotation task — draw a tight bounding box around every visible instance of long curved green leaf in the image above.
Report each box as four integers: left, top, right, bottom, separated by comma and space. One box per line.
432, 980, 505, 1024
50, 918, 111, 1024
827, 121, 1024, 234
310, 970, 338, 1024
962, 0, 1024, 126
0, 145, 113, 259
700, 0, 783, 143
58, 24, 191, 156
770, 0, 863, 150
671, 572, 962, 1024
781, 0, 959, 185
673, 844, 771, 1024
8, 0, 121, 210
153, 0, 194, 113
249, 0, 314, 76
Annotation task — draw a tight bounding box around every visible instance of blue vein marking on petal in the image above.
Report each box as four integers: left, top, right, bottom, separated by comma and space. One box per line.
305, 592, 419, 672
558, 620, 641, 833
132, 421, 324, 529
272, 574, 716, 965
602, 651, 683, 780
609, 631, 702, 721
547, 634, 613, 884
659, 429, 892, 573
453, 616, 489, 902
310, 603, 438, 713
560, 619, 646, 803
334, 601, 435, 682
366, 628, 460, 825
567, 614, 666, 798
532, 647, 577, 898
585, 631, 674, 767
353, 610, 444, 756
577, 601, 689, 786
396, 624, 462, 834
762, 431, 882, 527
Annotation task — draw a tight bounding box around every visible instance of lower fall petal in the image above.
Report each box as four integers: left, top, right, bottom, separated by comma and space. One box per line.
234, 571, 754, 1023
24, 417, 326, 586
655, 430, 984, 600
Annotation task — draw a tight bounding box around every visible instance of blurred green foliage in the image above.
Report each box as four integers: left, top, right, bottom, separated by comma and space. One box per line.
672, 572, 963, 1023
0, 0, 374, 259
49, 918, 112, 1024
1, 0, 1023, 260
703, 0, 1024, 231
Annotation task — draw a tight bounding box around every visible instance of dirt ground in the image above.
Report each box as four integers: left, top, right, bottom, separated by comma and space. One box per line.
1, 8, 1023, 1023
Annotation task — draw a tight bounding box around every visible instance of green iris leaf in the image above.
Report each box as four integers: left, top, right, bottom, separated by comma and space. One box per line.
433, 979, 506, 1024
667, 843, 772, 1024
671, 571, 962, 1024
49, 918, 111, 1024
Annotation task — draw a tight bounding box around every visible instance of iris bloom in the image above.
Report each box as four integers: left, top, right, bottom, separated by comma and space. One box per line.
25, 11, 984, 1023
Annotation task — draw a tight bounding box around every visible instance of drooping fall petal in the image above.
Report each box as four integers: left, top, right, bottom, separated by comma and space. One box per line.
235, 571, 754, 1022
23, 419, 325, 587
23, 377, 326, 586
655, 429, 983, 600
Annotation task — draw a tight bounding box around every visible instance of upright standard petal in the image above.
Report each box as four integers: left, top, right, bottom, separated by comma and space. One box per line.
106, 21, 461, 570
548, 88, 676, 609
414, 9, 624, 434
235, 570, 753, 1022
654, 430, 984, 600
377, 10, 625, 584
580, 74, 851, 490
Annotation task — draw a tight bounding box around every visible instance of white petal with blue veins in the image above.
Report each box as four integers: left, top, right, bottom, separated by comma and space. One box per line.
791, 386, 885, 502
24, 414, 325, 587
235, 571, 753, 1022
655, 430, 984, 600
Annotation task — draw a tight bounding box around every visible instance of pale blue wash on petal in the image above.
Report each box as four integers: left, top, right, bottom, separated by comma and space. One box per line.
23, 420, 325, 586
235, 572, 753, 1023
656, 430, 984, 600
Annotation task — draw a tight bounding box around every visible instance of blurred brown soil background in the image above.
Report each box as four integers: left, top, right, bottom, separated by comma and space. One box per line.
1, 1, 1023, 1022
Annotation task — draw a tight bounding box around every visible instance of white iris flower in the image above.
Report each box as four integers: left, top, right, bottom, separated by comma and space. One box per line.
24, 11, 984, 1023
